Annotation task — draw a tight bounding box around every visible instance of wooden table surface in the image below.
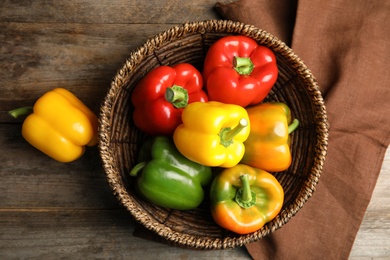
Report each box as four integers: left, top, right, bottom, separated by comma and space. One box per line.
1, 1, 389, 259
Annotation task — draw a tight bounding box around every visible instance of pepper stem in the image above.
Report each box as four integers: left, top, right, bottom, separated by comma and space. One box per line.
288, 119, 299, 134
235, 174, 257, 209
8, 107, 34, 118
233, 56, 254, 75
165, 85, 189, 108
219, 118, 248, 148
129, 162, 147, 177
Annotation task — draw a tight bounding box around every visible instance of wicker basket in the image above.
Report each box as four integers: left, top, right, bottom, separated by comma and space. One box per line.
99, 20, 329, 249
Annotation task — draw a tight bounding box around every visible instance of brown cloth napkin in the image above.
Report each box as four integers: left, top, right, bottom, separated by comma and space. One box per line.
215, 0, 390, 259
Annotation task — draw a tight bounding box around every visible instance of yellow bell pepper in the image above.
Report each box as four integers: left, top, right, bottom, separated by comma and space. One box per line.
9, 88, 98, 162
173, 101, 250, 168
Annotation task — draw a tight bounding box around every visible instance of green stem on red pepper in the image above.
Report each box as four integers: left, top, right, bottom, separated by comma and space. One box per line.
131, 63, 208, 135
235, 174, 256, 208
165, 85, 189, 108
203, 36, 278, 107
233, 56, 254, 75
219, 118, 248, 148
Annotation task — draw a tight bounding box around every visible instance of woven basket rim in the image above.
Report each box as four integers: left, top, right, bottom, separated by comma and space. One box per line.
98, 19, 329, 249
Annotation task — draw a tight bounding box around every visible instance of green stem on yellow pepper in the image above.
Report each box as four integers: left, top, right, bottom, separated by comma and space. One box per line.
233, 56, 254, 75
288, 119, 299, 134
219, 118, 248, 148
235, 174, 256, 208
8, 107, 33, 118
165, 85, 189, 108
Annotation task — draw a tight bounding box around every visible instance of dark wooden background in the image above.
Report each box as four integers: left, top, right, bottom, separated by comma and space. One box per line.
1, 1, 388, 259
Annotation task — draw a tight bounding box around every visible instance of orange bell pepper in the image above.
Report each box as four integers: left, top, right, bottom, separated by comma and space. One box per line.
210, 164, 284, 234
241, 102, 299, 172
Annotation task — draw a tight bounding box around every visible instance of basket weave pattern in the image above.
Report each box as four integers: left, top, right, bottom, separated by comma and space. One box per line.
99, 20, 329, 249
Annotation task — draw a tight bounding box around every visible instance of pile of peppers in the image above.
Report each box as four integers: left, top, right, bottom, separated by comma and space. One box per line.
129, 35, 300, 235
9, 36, 300, 235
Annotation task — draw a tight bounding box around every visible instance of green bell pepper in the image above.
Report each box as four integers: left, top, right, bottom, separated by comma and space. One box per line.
129, 136, 212, 210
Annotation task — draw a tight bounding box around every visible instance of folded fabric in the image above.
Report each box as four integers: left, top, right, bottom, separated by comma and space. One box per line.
215, 0, 390, 259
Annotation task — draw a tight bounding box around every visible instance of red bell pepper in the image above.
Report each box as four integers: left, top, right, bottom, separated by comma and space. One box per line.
131, 63, 208, 135
203, 36, 278, 107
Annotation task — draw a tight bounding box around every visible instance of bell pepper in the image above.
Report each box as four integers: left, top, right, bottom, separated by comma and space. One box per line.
8, 88, 98, 162
210, 164, 284, 235
129, 136, 212, 210
202, 35, 278, 107
173, 101, 250, 168
241, 102, 299, 172
131, 63, 208, 135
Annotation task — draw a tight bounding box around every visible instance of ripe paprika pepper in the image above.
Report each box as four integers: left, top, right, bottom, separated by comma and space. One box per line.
131, 63, 208, 135
241, 102, 299, 172
130, 136, 212, 210
173, 101, 250, 168
8, 88, 98, 162
203, 35, 278, 107
210, 164, 284, 235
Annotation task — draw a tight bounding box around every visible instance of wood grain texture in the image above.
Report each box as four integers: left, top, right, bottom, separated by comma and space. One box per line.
0, 0, 223, 24
0, 22, 175, 120
349, 148, 390, 259
0, 0, 388, 259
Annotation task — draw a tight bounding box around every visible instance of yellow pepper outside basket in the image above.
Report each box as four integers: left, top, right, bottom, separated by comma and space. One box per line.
9, 88, 98, 162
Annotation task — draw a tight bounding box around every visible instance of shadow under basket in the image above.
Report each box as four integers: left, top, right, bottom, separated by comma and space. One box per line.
98, 20, 329, 249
